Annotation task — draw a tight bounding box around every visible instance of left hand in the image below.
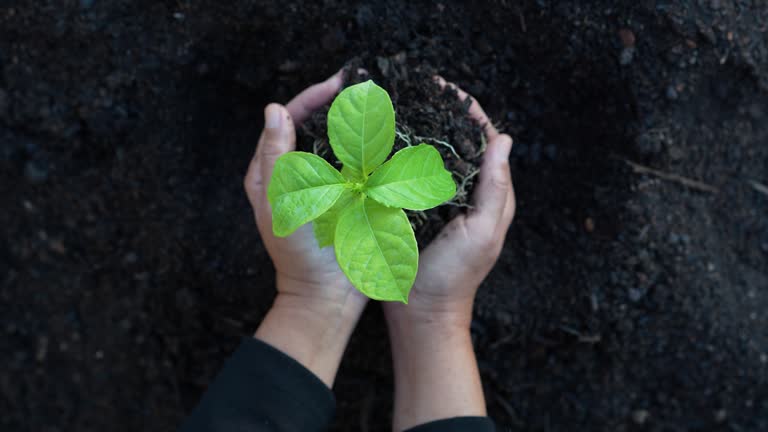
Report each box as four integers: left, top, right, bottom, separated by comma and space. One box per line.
384, 77, 515, 330
383, 78, 514, 430
244, 69, 367, 387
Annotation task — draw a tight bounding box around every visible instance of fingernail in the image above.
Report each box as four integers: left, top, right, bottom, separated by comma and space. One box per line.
265, 104, 282, 129
491, 135, 513, 162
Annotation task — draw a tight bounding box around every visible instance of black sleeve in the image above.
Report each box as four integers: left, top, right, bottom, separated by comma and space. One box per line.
404, 417, 496, 432
179, 337, 335, 432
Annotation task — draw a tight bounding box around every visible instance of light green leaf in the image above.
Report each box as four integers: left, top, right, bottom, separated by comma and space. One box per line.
341, 165, 361, 181
267, 152, 347, 237
312, 189, 355, 248
335, 197, 417, 303
327, 80, 395, 179
365, 144, 456, 210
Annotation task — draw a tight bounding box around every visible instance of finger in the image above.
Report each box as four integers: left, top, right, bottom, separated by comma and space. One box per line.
434, 75, 499, 141
286, 69, 344, 126
258, 104, 296, 182
244, 104, 296, 220
467, 134, 513, 233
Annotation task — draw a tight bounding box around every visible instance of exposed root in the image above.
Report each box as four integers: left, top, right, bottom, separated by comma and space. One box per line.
395, 122, 463, 160
447, 168, 480, 208
394, 128, 413, 147
409, 210, 429, 229
475, 132, 487, 158
312, 138, 328, 157
414, 135, 462, 160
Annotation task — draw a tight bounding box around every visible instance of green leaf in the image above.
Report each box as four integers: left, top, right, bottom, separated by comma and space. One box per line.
312, 189, 355, 248
327, 80, 395, 178
341, 165, 361, 181
267, 152, 347, 237
365, 144, 457, 210
335, 197, 418, 303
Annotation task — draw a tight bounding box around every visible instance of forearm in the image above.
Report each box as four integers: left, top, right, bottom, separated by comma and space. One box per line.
386, 311, 486, 431
255, 279, 365, 387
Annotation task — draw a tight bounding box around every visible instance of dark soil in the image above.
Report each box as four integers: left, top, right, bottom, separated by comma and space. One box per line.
2, 1, 767, 431
298, 62, 485, 244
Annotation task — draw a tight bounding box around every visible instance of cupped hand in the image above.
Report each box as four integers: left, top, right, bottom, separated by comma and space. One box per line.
384, 77, 515, 329
244, 70, 368, 315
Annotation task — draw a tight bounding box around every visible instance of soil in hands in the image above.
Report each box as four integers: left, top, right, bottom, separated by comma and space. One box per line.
296, 58, 485, 244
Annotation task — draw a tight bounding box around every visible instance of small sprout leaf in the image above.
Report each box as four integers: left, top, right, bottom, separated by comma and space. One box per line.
365, 144, 457, 210
313, 189, 355, 248
327, 80, 395, 178
334, 197, 417, 303
268, 152, 347, 237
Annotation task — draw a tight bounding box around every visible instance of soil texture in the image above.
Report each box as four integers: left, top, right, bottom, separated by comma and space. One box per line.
1, 1, 767, 431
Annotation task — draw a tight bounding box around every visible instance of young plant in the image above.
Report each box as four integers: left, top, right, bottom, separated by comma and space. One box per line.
267, 80, 456, 302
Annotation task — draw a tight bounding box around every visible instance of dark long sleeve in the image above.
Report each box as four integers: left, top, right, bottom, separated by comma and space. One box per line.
179, 338, 496, 432
404, 417, 496, 432
179, 337, 335, 432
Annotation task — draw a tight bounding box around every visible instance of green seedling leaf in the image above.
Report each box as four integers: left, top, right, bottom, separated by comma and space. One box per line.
327, 80, 395, 179
334, 197, 417, 303
341, 165, 361, 181
267, 152, 347, 237
313, 189, 355, 248
365, 144, 457, 210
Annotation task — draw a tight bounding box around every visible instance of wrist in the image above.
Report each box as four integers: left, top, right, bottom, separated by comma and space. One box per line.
385, 304, 486, 430
384, 295, 474, 335
255, 289, 365, 388
385, 305, 473, 355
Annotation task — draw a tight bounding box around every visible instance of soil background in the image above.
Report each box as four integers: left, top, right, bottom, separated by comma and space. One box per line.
1, 1, 767, 431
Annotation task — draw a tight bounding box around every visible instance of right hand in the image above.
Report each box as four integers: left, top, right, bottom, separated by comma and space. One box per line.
245, 70, 367, 315
384, 78, 515, 330
246, 70, 368, 387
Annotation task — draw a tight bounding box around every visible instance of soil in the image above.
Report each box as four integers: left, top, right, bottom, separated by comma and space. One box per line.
298, 62, 485, 244
1, 1, 767, 432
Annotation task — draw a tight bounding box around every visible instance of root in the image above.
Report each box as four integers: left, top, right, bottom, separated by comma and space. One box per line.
414, 135, 462, 160
408, 210, 429, 229
475, 132, 487, 158
447, 168, 480, 208
394, 129, 413, 147
312, 139, 329, 158
395, 122, 462, 160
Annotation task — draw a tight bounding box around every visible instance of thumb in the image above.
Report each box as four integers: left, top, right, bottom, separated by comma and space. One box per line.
257, 103, 297, 186
466, 134, 513, 234
244, 103, 296, 216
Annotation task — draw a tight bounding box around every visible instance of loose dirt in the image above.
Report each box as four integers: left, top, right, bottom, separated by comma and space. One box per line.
1, 1, 766, 431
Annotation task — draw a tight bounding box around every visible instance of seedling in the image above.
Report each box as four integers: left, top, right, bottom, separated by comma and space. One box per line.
268, 80, 456, 302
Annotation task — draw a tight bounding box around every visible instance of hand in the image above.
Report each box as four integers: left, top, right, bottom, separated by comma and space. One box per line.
384, 78, 515, 431
385, 77, 515, 329
244, 70, 368, 387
